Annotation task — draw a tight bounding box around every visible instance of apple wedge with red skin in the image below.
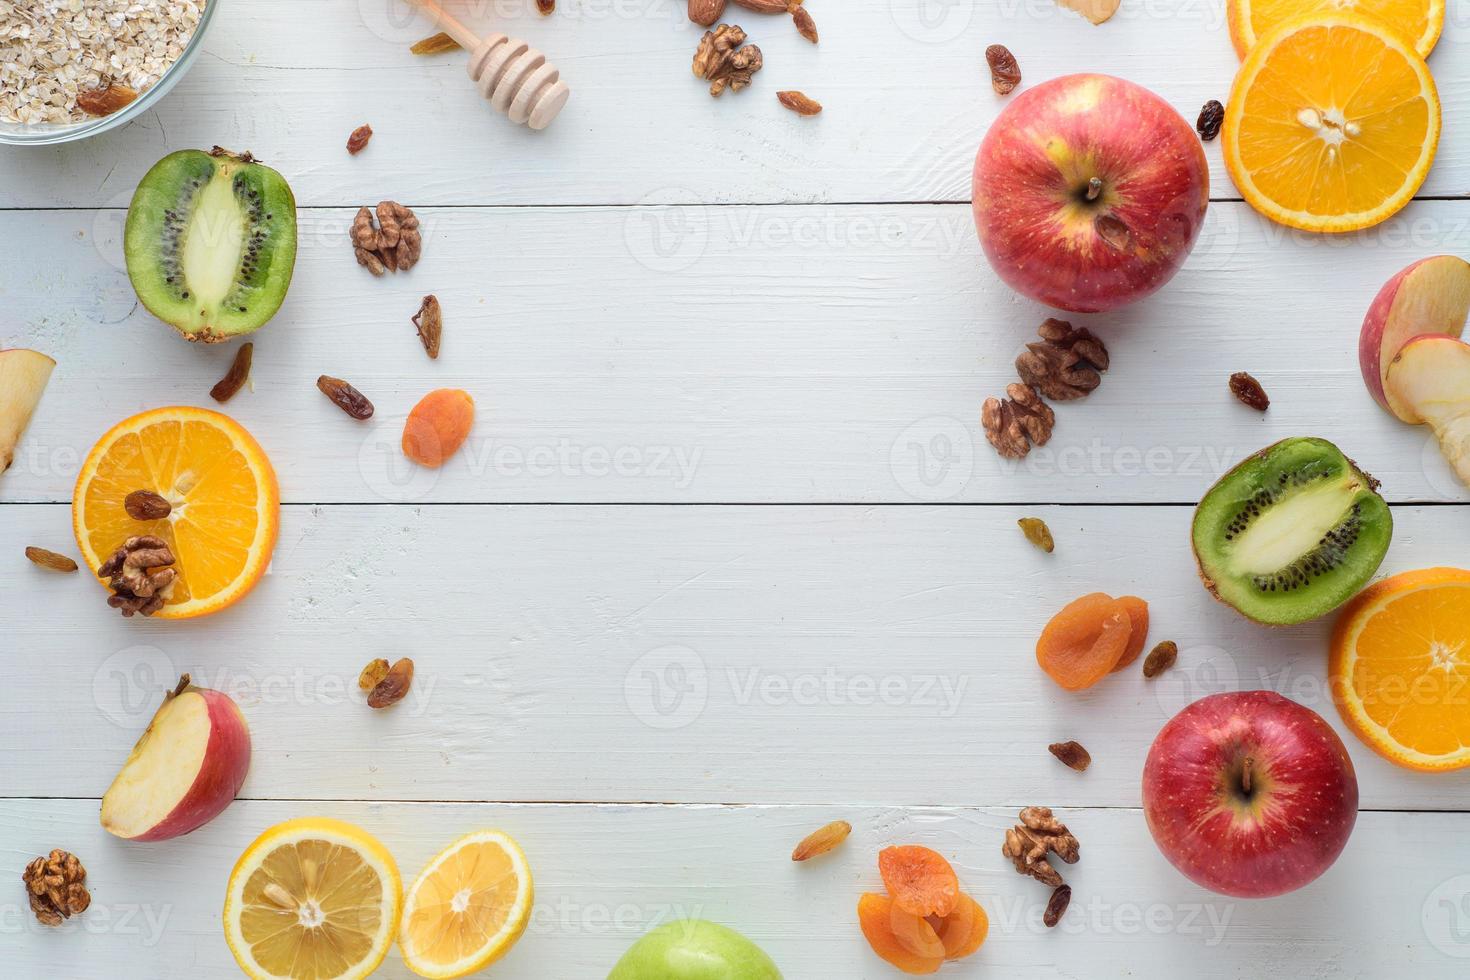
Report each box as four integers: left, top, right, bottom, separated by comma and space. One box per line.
1359, 255, 1470, 419
1143, 691, 1357, 899
0, 348, 56, 475
101, 674, 251, 842
972, 73, 1209, 313
1385, 334, 1470, 489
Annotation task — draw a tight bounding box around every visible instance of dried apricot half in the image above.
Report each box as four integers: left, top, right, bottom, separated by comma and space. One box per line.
1110, 595, 1151, 672
402, 388, 475, 468
1036, 592, 1133, 691
857, 893, 944, 975
935, 892, 989, 959
878, 845, 960, 917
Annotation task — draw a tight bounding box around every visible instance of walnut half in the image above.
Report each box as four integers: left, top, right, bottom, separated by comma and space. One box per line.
982, 383, 1054, 459
693, 24, 763, 97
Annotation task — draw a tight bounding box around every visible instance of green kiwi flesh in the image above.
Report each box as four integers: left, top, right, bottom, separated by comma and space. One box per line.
125, 148, 297, 342
1192, 437, 1392, 626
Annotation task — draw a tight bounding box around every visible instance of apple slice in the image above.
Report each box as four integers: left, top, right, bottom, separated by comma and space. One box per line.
100, 674, 251, 842
0, 348, 56, 474
1055, 0, 1120, 24
1359, 256, 1470, 420
1385, 335, 1470, 490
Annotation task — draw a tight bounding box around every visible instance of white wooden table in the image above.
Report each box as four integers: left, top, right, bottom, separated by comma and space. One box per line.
4, 1, 1470, 976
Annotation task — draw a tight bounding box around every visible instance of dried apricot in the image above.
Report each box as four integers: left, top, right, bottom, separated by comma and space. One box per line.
935, 892, 988, 959
402, 388, 475, 468
1036, 592, 1132, 691
857, 893, 944, 975
1109, 595, 1150, 671
878, 845, 960, 917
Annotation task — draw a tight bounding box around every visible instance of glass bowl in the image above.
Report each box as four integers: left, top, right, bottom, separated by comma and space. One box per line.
0, 0, 219, 147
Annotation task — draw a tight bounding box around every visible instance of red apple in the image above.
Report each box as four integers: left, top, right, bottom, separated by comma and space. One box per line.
1384, 334, 1470, 489
1142, 691, 1357, 898
100, 674, 251, 841
1359, 256, 1470, 419
972, 74, 1209, 313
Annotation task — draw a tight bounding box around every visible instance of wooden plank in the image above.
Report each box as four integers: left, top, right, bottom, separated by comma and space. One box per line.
4, 201, 1468, 505
6, 503, 1468, 810
1, 0, 1468, 208
2, 799, 1466, 978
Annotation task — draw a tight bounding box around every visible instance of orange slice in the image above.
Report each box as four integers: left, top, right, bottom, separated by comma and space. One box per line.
1227, 0, 1443, 59
399, 830, 534, 979
1330, 567, 1470, 771
1222, 12, 1439, 232
223, 817, 403, 980
73, 406, 279, 619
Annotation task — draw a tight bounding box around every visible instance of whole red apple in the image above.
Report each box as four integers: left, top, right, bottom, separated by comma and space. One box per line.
972, 74, 1209, 313
1142, 691, 1357, 898
101, 673, 251, 841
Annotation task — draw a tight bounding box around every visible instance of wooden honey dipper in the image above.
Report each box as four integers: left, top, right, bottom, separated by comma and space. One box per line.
412, 0, 570, 130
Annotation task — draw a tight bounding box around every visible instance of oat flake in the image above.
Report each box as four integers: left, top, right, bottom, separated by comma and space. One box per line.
1, 0, 203, 124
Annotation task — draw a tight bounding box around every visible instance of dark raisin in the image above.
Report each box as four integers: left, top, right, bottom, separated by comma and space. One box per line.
1143, 641, 1179, 679
1229, 372, 1270, 411
346, 124, 373, 155
1197, 99, 1224, 141
986, 44, 1021, 96
1048, 740, 1091, 772
210, 342, 253, 403
317, 375, 375, 420
1044, 884, 1071, 928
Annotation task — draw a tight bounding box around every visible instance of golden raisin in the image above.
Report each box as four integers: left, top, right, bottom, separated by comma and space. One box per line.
791, 820, 851, 861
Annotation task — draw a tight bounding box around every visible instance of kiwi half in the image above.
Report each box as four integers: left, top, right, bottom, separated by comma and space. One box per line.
1192, 438, 1392, 626
124, 148, 297, 342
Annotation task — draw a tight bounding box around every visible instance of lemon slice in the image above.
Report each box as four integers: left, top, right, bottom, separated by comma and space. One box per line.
223, 818, 402, 980
399, 830, 534, 979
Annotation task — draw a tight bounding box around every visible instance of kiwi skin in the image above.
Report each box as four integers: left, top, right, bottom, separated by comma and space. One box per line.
1191, 437, 1393, 627
124, 147, 297, 343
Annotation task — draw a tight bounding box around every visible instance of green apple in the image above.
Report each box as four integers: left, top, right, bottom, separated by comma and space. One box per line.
608, 919, 782, 980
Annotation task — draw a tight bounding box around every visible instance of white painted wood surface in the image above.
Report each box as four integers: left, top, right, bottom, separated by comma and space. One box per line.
5, 200, 1470, 505
4, 801, 1469, 978
4, 0, 1470, 977
6, 502, 1470, 811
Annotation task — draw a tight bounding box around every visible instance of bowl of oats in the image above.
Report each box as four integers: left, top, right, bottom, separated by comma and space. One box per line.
0, 0, 215, 145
